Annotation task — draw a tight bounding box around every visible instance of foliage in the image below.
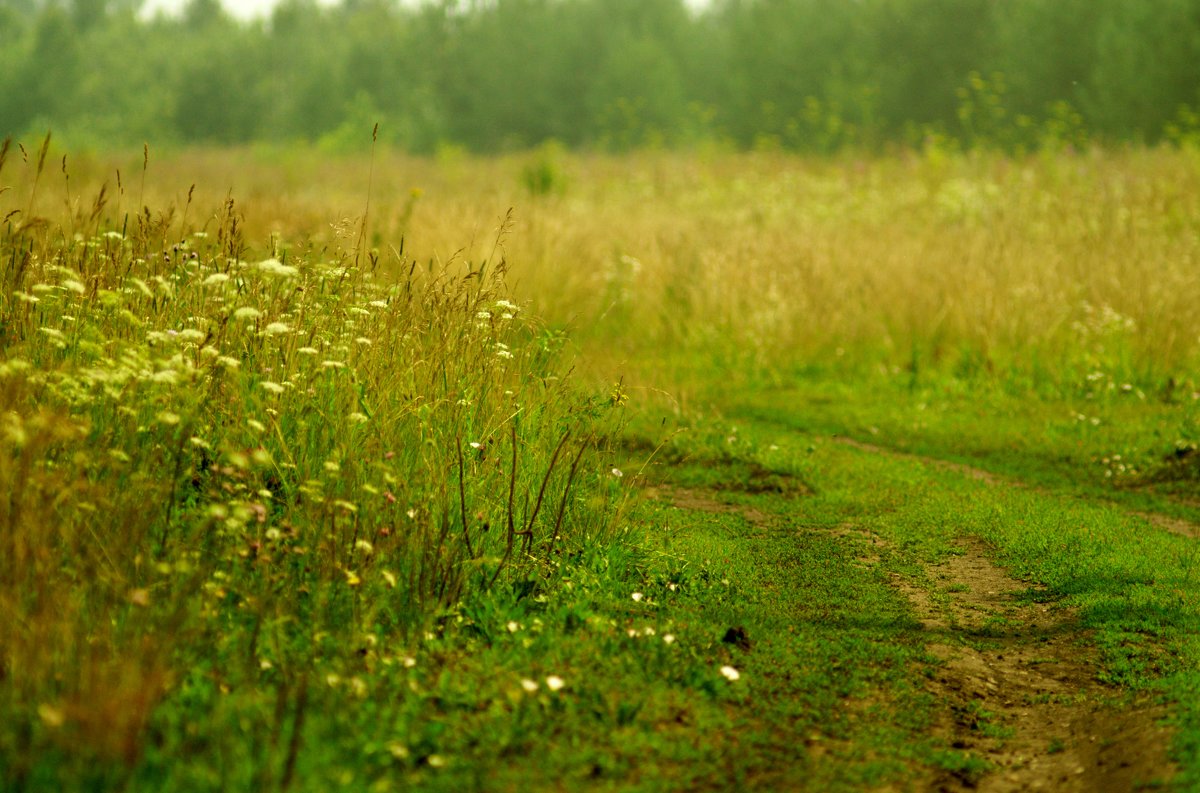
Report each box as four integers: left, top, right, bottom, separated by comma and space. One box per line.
3, 0, 1200, 152
0, 143, 628, 787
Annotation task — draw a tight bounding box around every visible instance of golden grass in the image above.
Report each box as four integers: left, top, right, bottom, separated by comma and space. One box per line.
39, 144, 1196, 393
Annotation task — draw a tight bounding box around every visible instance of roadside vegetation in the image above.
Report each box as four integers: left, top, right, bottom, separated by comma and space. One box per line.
3, 135, 1200, 790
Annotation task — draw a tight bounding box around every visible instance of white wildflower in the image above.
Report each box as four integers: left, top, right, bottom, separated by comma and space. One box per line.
256, 258, 298, 277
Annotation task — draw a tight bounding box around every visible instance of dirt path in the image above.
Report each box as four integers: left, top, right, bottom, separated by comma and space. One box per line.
656, 459, 1178, 790
860, 529, 1176, 791
830, 437, 1178, 790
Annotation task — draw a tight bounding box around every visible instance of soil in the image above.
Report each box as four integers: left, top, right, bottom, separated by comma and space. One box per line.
860, 528, 1176, 792
833, 436, 1180, 790
654, 445, 1180, 791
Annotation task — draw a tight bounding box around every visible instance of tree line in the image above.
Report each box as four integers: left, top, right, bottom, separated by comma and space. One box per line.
2, 0, 1199, 153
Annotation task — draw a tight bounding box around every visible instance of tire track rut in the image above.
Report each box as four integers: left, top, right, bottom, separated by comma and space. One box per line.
853, 528, 1176, 791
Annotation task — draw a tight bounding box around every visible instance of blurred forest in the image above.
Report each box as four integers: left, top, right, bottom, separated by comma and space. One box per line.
1, 0, 1199, 153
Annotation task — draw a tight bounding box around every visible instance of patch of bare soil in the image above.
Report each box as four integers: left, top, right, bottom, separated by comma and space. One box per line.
848, 527, 1176, 791
1134, 511, 1200, 539
649, 485, 775, 528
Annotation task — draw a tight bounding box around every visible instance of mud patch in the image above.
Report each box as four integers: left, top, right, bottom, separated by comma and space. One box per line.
869, 531, 1176, 792
1134, 511, 1200, 539
649, 485, 775, 527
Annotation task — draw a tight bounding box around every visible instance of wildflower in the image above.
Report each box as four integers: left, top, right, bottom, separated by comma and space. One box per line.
297, 346, 319, 355
256, 258, 299, 277
264, 322, 290, 336
720, 666, 740, 681
203, 273, 230, 287
663, 634, 676, 645
631, 592, 644, 602
520, 679, 539, 693
611, 468, 624, 478
62, 279, 86, 294
545, 676, 565, 692
233, 306, 260, 320
507, 621, 520, 633
260, 381, 285, 395
37, 705, 65, 729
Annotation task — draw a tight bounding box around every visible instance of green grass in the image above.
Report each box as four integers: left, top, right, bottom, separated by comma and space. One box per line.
4, 143, 1200, 790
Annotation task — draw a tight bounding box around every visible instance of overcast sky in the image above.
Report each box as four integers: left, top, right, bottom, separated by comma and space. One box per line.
140, 0, 335, 20
140, 0, 708, 21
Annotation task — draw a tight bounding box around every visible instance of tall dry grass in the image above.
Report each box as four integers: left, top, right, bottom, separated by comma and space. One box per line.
51, 143, 1198, 394
0, 138, 626, 785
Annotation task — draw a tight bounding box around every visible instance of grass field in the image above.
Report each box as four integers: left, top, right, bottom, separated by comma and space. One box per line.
2, 139, 1200, 790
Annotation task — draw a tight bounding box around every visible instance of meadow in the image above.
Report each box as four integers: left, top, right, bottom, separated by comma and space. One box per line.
2, 138, 1200, 790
